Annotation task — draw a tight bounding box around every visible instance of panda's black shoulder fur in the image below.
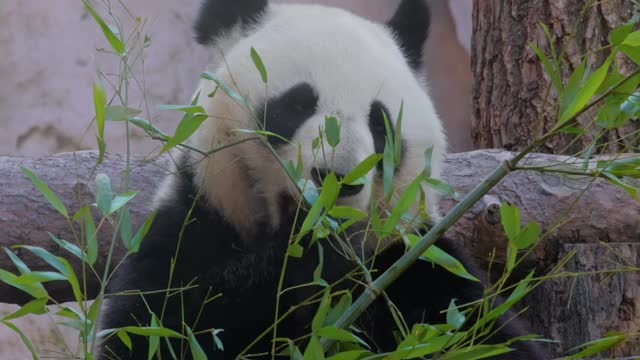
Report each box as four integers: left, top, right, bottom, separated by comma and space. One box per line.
194, 0, 267, 45
98, 157, 546, 359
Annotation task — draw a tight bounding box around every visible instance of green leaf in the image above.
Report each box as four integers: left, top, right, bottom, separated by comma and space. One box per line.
499, 203, 520, 242
342, 154, 383, 184
326, 350, 371, 360
540, 22, 559, 64
250, 47, 268, 83
328, 206, 367, 221
3, 247, 31, 274
299, 199, 324, 239
506, 242, 518, 273
111, 116, 168, 137
106, 105, 142, 121
408, 235, 479, 282
394, 102, 404, 166
313, 245, 327, 287
81, 0, 125, 54
446, 300, 465, 329
110, 192, 137, 214
0, 269, 47, 299
116, 329, 133, 351
610, 22, 634, 45
147, 315, 160, 360
481, 272, 534, 324
288, 243, 304, 258
425, 178, 458, 197
121, 326, 185, 338
186, 325, 208, 360
312, 290, 331, 332
383, 177, 421, 236
129, 211, 157, 253
95, 173, 113, 217
120, 207, 133, 251
48, 232, 85, 262
319, 172, 339, 209
318, 326, 367, 346
1, 320, 40, 360
2, 298, 48, 321
156, 104, 205, 113
325, 116, 341, 148
423, 147, 434, 178
15, 271, 67, 284
19, 246, 84, 309
622, 29, 640, 46
621, 44, 640, 65
529, 42, 562, 92
513, 221, 541, 249
21, 167, 68, 218
439, 345, 513, 360
559, 54, 614, 125
93, 80, 106, 165
604, 172, 639, 199
201, 71, 251, 109
83, 209, 98, 265
161, 113, 208, 153
302, 335, 324, 360
212, 329, 224, 351
325, 293, 352, 326
383, 139, 396, 198
558, 60, 587, 123
566, 333, 627, 359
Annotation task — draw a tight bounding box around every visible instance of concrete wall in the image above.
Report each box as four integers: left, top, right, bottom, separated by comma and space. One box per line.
0, 0, 472, 157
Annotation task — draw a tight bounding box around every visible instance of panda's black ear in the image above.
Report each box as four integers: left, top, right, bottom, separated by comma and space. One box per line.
387, 0, 430, 70
194, 0, 268, 45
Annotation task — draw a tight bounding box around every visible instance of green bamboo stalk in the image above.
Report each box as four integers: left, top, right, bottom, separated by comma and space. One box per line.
323, 160, 513, 350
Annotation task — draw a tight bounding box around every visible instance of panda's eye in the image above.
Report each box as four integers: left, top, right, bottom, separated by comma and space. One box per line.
369, 101, 395, 155
262, 83, 319, 147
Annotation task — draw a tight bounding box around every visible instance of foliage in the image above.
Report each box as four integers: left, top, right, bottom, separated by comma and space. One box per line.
1, 1, 640, 360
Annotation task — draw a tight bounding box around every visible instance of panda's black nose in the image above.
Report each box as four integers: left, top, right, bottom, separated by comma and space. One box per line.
311, 168, 364, 198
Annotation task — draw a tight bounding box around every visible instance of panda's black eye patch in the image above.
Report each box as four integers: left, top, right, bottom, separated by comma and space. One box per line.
369, 101, 395, 155
261, 83, 319, 147
369, 101, 405, 173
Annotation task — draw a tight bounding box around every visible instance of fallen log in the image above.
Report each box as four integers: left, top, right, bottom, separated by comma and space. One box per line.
0, 150, 638, 356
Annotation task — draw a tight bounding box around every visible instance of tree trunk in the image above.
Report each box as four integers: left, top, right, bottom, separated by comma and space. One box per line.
472, 0, 638, 153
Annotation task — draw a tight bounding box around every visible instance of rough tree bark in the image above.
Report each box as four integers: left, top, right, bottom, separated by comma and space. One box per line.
472, 2, 640, 356
472, 0, 639, 153
1, 151, 639, 356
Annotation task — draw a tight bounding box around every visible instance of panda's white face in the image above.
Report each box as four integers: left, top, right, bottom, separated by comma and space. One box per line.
186, 3, 446, 233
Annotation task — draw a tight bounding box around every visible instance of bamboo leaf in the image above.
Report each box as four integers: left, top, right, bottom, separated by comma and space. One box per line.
2, 298, 48, 321
446, 300, 465, 330
21, 167, 68, 218
341, 154, 383, 184
81, 0, 125, 54
250, 47, 268, 83
95, 173, 113, 216
1, 321, 40, 360
129, 211, 157, 253
499, 203, 520, 242
324, 116, 341, 148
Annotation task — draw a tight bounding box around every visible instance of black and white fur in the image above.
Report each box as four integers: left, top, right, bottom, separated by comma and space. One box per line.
98, 1, 545, 358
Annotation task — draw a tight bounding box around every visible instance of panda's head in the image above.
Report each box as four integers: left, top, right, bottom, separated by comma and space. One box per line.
181, 0, 446, 235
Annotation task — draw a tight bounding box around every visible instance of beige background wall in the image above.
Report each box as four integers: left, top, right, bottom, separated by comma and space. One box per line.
0, 0, 473, 157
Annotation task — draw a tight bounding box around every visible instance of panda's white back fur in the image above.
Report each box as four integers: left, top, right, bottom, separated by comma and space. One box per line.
180, 3, 446, 236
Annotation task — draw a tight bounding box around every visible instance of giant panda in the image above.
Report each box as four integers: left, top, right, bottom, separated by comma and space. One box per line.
97, 0, 545, 359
